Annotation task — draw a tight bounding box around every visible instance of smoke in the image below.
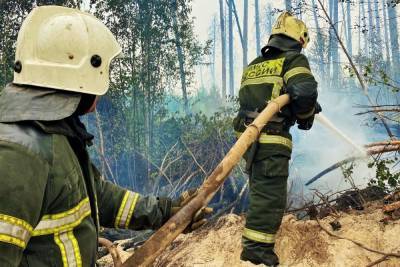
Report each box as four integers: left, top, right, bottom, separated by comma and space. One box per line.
288, 83, 382, 199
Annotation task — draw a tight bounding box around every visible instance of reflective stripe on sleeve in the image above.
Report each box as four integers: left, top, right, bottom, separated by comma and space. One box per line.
33, 198, 91, 236
0, 214, 33, 248
258, 134, 293, 149
115, 191, 140, 229
240, 76, 283, 90
283, 67, 313, 84
243, 227, 275, 244
235, 132, 292, 150
54, 230, 82, 267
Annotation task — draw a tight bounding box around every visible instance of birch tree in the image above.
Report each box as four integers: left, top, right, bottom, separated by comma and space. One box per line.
242, 0, 248, 67
228, 0, 234, 96
387, 0, 400, 71
219, 0, 227, 97
255, 0, 261, 54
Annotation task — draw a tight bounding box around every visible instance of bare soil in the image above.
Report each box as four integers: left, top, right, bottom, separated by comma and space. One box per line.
98, 203, 400, 267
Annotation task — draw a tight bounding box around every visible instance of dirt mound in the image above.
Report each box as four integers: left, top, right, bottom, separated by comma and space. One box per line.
98, 204, 400, 266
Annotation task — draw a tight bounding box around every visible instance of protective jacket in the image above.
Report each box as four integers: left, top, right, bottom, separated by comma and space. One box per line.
233, 35, 319, 160
0, 84, 171, 267
237, 35, 320, 266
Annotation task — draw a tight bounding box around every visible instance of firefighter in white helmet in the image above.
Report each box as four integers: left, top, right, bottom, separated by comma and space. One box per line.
234, 12, 321, 266
0, 6, 210, 266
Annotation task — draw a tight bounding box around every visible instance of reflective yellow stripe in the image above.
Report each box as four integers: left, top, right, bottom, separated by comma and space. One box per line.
68, 231, 82, 267
115, 191, 139, 229
0, 214, 33, 248
54, 230, 82, 267
115, 191, 130, 228
283, 67, 312, 83
243, 228, 275, 243
0, 214, 33, 232
54, 232, 68, 266
235, 132, 292, 150
33, 198, 91, 236
259, 134, 292, 149
240, 76, 283, 90
124, 193, 140, 229
0, 233, 27, 248
271, 79, 283, 100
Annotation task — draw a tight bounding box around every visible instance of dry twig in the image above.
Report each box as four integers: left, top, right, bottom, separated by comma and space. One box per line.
365, 255, 389, 267
316, 219, 400, 262
356, 108, 400, 116
181, 139, 208, 176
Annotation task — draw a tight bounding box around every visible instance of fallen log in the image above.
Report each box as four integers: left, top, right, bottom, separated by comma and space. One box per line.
365, 140, 400, 148
121, 94, 290, 266
306, 143, 400, 186
383, 201, 400, 213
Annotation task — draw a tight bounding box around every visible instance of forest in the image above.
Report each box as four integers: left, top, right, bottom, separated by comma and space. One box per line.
0, 0, 399, 216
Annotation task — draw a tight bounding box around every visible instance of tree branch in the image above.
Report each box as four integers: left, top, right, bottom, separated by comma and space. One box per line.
316, 0, 395, 139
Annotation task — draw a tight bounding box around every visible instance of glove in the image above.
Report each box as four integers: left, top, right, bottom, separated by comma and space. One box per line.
297, 102, 322, 130
171, 188, 213, 231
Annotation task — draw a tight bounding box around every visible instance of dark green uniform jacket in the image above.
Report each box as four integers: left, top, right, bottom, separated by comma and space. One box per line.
235, 35, 318, 257
233, 35, 318, 161
0, 84, 171, 267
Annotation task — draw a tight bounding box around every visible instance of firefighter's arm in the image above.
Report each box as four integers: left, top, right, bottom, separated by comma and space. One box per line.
283, 53, 320, 129
92, 165, 171, 230
0, 141, 48, 266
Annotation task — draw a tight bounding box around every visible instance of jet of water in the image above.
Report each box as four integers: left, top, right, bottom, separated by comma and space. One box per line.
315, 113, 368, 157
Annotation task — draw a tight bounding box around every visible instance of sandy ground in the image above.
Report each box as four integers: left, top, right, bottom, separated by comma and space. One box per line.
98, 204, 400, 267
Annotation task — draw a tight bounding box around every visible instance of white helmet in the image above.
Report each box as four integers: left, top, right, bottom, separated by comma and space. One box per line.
13, 5, 122, 95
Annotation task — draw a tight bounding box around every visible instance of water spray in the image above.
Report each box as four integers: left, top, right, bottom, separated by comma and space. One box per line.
315, 113, 368, 157
305, 113, 369, 186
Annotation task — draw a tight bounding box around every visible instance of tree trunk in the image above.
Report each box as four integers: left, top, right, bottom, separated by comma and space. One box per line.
331, 0, 339, 84
172, 0, 189, 114
327, 0, 333, 81
374, 0, 382, 50
341, 3, 348, 52
346, 0, 352, 57
228, 0, 234, 96
95, 109, 106, 177
242, 0, 248, 68
212, 16, 217, 90
219, 0, 227, 97
311, 0, 325, 77
358, 0, 361, 57
361, 1, 368, 55
367, 0, 374, 58
387, 1, 400, 71
255, 0, 261, 55
265, 4, 272, 36
382, 0, 391, 67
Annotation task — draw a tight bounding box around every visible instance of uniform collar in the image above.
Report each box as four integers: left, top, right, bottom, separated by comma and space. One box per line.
261, 35, 302, 56
0, 83, 81, 123
34, 117, 94, 147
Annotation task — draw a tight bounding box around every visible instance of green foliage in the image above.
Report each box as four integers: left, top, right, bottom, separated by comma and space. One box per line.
340, 161, 355, 182
361, 61, 400, 93
368, 158, 400, 190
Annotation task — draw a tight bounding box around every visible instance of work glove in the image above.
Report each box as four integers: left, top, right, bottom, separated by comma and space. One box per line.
296, 102, 322, 130
171, 188, 213, 231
